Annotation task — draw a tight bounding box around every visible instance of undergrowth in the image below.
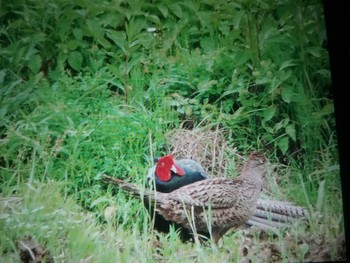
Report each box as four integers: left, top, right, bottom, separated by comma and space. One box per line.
0, 0, 344, 262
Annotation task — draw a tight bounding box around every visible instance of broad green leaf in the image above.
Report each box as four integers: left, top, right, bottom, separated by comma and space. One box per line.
97, 37, 111, 49
147, 15, 162, 25
0, 107, 7, 118
255, 77, 270, 85
90, 197, 112, 208
274, 118, 289, 132
277, 137, 289, 155
86, 18, 104, 38
285, 123, 296, 141
232, 10, 245, 28
169, 3, 182, 18
307, 46, 321, 57
99, 12, 124, 28
135, 33, 153, 48
106, 30, 126, 43
27, 54, 42, 73
315, 69, 330, 79
68, 51, 83, 71
0, 69, 6, 84
279, 60, 297, 71
279, 70, 292, 81
281, 86, 293, 103
106, 30, 127, 53
129, 39, 142, 48
67, 39, 81, 50
299, 243, 310, 257
157, 4, 168, 17
125, 18, 145, 40
72, 28, 83, 41
270, 77, 282, 91
127, 53, 142, 74
320, 103, 334, 115
262, 106, 276, 122
316, 180, 325, 212
34, 72, 44, 84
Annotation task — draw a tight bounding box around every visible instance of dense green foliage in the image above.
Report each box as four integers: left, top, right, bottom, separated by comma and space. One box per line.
0, 0, 343, 262
1, 0, 334, 158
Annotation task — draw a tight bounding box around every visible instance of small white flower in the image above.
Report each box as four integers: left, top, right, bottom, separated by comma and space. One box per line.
147, 27, 157, 33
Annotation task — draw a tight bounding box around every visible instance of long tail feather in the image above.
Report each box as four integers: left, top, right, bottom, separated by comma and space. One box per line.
102, 175, 153, 201
246, 216, 291, 230
247, 199, 309, 230
256, 199, 308, 218
253, 209, 299, 223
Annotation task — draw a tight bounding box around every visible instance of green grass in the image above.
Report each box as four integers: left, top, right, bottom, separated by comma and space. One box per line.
0, 180, 344, 262
0, 72, 344, 262
0, 0, 345, 262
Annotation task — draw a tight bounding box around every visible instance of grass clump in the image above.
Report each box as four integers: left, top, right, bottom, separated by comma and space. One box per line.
0, 182, 121, 262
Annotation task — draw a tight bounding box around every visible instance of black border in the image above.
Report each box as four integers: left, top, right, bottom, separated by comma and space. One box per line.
323, 1, 349, 261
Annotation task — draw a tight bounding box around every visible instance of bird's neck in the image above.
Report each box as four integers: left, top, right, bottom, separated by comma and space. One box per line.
155, 168, 207, 193
238, 164, 265, 186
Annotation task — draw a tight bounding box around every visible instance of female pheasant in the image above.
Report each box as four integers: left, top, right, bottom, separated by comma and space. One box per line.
102, 152, 267, 243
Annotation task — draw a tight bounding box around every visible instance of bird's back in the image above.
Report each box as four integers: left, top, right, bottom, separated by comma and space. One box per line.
154, 177, 262, 239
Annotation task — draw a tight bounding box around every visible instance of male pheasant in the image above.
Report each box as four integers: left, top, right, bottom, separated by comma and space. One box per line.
102, 152, 266, 243
145, 156, 210, 241
147, 156, 209, 193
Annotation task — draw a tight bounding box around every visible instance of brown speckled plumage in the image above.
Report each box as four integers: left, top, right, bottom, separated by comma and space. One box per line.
102, 153, 267, 243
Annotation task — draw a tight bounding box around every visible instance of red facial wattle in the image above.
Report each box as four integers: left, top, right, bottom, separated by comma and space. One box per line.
155, 163, 172, 181
155, 155, 185, 182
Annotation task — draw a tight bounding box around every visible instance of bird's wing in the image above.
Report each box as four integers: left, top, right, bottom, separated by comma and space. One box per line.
176, 159, 210, 178
168, 178, 245, 208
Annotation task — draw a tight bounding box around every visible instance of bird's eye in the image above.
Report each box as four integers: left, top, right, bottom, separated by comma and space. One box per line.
259, 159, 264, 164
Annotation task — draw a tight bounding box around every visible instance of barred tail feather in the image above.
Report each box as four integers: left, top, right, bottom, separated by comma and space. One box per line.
253, 209, 299, 223
256, 199, 308, 218
246, 216, 291, 230
102, 174, 155, 202
245, 198, 309, 230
